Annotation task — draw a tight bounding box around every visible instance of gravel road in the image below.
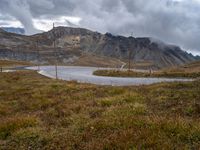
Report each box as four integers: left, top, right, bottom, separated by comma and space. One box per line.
27, 66, 193, 86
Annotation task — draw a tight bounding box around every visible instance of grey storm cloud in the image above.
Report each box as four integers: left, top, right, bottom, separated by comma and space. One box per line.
0, 0, 200, 55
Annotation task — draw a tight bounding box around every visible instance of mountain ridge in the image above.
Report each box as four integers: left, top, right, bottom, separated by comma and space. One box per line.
0, 26, 199, 68
1, 27, 25, 35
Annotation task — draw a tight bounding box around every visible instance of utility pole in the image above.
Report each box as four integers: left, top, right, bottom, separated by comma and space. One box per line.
128, 32, 133, 72
53, 23, 58, 80
36, 39, 40, 71
128, 48, 131, 72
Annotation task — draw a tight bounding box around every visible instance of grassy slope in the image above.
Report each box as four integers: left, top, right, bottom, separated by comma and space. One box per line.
72, 53, 124, 68
0, 70, 200, 149
94, 61, 200, 78
0, 60, 31, 67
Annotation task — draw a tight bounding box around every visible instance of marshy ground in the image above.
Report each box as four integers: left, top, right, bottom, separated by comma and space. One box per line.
0, 60, 200, 149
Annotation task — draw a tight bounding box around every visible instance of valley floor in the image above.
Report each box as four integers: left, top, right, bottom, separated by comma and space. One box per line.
0, 69, 200, 149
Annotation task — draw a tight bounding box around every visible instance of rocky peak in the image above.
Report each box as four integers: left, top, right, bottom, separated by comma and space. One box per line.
50, 26, 95, 37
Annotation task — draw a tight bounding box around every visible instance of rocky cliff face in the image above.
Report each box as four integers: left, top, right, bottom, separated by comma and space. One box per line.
88, 34, 196, 68
0, 27, 198, 68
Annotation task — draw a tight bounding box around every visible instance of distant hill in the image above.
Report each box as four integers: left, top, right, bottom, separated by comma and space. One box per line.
0, 26, 199, 68
1, 27, 25, 35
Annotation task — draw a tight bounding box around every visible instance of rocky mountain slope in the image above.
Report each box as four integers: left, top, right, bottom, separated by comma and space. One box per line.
1, 27, 25, 34
0, 27, 198, 68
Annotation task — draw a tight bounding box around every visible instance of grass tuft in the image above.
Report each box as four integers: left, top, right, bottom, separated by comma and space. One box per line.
0, 69, 200, 149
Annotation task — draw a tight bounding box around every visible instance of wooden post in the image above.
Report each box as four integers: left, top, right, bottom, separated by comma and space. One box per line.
36, 39, 40, 71
128, 49, 131, 72
0, 66, 2, 72
128, 33, 133, 97
53, 23, 58, 80
150, 67, 152, 75
128, 33, 133, 73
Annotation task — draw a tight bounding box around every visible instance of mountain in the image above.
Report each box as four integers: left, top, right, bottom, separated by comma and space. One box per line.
1, 27, 25, 35
0, 26, 199, 68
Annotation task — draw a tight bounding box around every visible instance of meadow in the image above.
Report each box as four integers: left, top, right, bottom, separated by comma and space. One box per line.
0, 61, 200, 149
94, 61, 200, 79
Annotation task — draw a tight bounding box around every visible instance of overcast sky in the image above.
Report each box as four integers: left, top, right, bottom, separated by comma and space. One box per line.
0, 0, 200, 55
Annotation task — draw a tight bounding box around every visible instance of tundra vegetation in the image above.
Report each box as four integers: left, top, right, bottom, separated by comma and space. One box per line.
0, 60, 31, 67
94, 61, 200, 79
0, 61, 200, 149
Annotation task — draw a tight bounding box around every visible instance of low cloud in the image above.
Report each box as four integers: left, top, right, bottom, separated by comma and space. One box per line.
0, 0, 200, 55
